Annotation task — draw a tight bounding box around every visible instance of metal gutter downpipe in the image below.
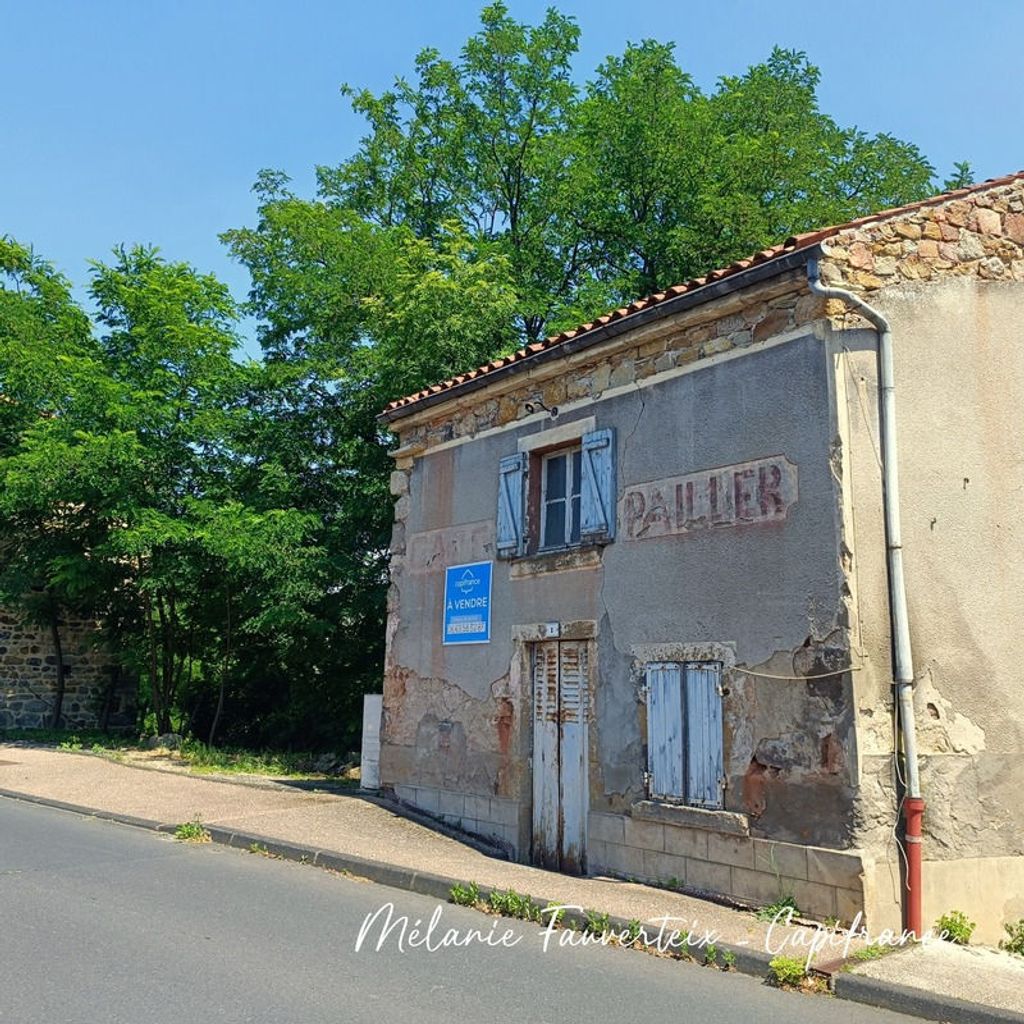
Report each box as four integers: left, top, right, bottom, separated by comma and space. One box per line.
806, 258, 925, 937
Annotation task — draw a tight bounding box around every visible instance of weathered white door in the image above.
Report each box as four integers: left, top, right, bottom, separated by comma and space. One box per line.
531, 639, 589, 873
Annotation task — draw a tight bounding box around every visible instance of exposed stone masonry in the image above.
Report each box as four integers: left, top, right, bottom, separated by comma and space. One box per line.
393, 177, 1024, 460
395, 272, 827, 456
822, 179, 1024, 292
0, 610, 134, 730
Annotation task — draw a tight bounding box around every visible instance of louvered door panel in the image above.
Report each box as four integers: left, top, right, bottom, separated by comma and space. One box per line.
557, 640, 588, 874
531, 640, 561, 869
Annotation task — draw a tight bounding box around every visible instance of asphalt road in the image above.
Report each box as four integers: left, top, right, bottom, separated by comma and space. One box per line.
0, 798, 918, 1024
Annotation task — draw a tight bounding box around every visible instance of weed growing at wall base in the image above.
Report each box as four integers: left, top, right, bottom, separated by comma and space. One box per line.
488, 889, 543, 922
1000, 919, 1024, 956
449, 881, 480, 907
756, 895, 801, 922
936, 910, 975, 945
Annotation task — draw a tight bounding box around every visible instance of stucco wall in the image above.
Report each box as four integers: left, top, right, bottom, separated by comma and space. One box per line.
382, 176, 1024, 931
832, 276, 1024, 938
382, 330, 860, 863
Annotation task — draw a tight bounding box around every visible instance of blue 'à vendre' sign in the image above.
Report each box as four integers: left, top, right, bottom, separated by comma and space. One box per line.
442, 561, 492, 645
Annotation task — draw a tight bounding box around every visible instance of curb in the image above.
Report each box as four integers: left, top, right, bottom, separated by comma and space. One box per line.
0, 786, 770, 977
1, 745, 511, 861
0, 786, 464, 902
2, 787, 1020, 1023
833, 971, 1024, 1023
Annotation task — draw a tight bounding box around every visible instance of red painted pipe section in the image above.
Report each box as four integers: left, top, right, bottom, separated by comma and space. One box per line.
904, 797, 926, 937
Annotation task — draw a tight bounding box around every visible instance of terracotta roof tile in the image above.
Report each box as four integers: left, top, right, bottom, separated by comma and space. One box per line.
384, 171, 1024, 416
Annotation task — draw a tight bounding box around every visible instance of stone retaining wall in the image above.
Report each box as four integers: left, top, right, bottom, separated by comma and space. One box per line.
0, 610, 134, 731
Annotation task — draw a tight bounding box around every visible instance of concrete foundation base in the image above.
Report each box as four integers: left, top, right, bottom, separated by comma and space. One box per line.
589, 810, 869, 924
865, 853, 1024, 946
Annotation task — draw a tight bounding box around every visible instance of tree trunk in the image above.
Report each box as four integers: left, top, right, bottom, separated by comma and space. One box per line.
146, 594, 167, 734
99, 663, 120, 733
208, 585, 231, 747
47, 595, 66, 730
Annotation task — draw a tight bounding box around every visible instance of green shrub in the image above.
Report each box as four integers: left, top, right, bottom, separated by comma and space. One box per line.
583, 909, 610, 937
936, 910, 975, 945
999, 918, 1024, 957
768, 955, 807, 987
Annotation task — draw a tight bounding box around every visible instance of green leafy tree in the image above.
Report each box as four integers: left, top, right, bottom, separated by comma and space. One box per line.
320, 2, 586, 341
570, 45, 938, 300
0, 242, 324, 738
222, 6, 968, 747
0, 237, 103, 726
943, 161, 975, 191
222, 211, 518, 745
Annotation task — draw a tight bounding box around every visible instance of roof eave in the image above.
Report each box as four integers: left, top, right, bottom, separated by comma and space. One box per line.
379, 245, 822, 426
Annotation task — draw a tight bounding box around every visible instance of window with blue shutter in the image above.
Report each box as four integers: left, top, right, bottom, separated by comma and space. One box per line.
580, 428, 616, 542
496, 453, 527, 558
644, 661, 724, 809
684, 663, 724, 808
645, 663, 684, 799
498, 424, 616, 557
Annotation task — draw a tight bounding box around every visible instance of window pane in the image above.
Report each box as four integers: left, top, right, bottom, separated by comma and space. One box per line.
570, 494, 581, 543
571, 449, 582, 499
545, 453, 567, 500
544, 498, 566, 548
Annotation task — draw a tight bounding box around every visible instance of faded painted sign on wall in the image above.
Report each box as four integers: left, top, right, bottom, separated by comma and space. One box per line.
621, 456, 798, 541
408, 522, 493, 574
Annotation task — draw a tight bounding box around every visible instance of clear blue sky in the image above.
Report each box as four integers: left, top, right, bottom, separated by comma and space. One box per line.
3, 0, 1021, 355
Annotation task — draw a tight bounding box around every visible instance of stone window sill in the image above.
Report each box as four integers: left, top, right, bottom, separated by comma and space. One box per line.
509, 545, 604, 578
631, 799, 750, 837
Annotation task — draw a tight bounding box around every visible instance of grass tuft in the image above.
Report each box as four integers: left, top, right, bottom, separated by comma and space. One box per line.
756, 894, 801, 922
174, 819, 211, 843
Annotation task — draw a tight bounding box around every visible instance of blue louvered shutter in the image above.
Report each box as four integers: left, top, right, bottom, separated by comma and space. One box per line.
685, 663, 724, 809
496, 453, 527, 558
645, 663, 684, 799
580, 428, 616, 542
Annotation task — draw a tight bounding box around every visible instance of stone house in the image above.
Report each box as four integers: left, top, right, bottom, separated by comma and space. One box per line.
378, 172, 1024, 943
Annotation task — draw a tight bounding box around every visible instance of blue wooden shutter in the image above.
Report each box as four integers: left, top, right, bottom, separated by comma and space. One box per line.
685, 663, 724, 809
496, 453, 527, 558
580, 428, 616, 542
645, 663, 684, 799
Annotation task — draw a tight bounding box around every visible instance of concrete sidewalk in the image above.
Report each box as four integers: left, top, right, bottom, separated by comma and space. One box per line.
1, 744, 1021, 1021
